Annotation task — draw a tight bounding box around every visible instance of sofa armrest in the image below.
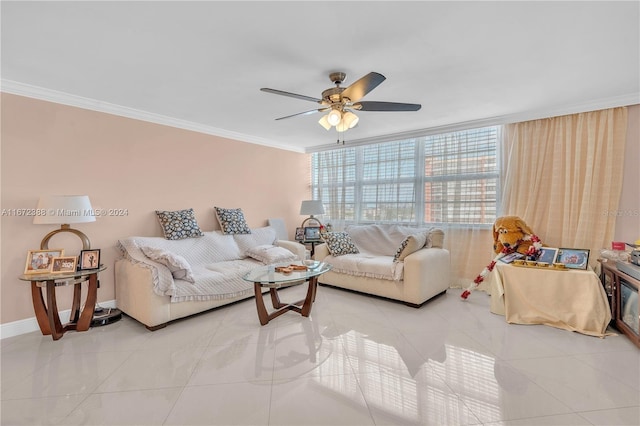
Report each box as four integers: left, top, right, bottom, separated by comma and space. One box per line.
275, 240, 306, 260
403, 247, 451, 301
313, 243, 330, 261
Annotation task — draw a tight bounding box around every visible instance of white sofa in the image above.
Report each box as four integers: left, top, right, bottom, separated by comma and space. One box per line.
314, 224, 450, 307
115, 226, 305, 329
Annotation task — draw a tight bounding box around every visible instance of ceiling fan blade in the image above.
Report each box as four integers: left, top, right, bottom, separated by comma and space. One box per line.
275, 108, 328, 120
341, 72, 386, 102
354, 101, 422, 112
260, 88, 322, 103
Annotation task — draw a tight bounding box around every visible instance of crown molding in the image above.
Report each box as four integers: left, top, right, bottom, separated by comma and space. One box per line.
0, 79, 305, 153
308, 92, 640, 152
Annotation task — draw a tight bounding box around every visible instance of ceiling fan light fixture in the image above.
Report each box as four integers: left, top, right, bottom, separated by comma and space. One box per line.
327, 109, 342, 126
318, 115, 331, 130
336, 119, 348, 133
342, 111, 359, 129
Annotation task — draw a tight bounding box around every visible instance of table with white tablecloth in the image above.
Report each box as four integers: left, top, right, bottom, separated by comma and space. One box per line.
489, 262, 612, 337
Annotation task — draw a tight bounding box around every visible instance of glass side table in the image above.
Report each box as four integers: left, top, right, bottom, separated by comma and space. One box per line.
19, 265, 106, 340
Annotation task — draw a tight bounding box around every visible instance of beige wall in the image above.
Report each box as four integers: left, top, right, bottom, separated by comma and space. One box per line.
2, 94, 638, 327
1, 93, 310, 324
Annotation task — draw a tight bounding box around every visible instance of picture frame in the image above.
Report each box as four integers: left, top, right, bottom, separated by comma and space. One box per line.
24, 249, 64, 274
304, 226, 321, 241
79, 249, 100, 270
50, 256, 78, 274
537, 247, 559, 264
295, 227, 305, 241
500, 252, 524, 264
556, 248, 590, 270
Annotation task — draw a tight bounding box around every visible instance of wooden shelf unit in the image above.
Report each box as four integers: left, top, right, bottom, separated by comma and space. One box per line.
599, 260, 640, 349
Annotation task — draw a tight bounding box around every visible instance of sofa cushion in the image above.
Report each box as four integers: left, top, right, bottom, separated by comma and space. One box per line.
345, 224, 407, 256
155, 208, 204, 240
323, 232, 360, 256
246, 244, 297, 264
325, 253, 404, 281
139, 246, 195, 283
393, 230, 430, 262
234, 226, 278, 254
429, 228, 444, 248
214, 207, 252, 235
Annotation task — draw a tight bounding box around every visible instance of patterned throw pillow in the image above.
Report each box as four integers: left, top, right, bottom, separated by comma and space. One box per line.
155, 208, 204, 240
393, 230, 429, 262
323, 232, 359, 256
214, 207, 252, 235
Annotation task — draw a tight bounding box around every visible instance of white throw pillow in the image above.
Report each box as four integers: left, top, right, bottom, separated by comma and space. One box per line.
245, 244, 297, 264
140, 245, 195, 283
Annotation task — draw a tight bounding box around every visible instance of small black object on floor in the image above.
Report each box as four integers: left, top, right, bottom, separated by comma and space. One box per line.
91, 307, 122, 327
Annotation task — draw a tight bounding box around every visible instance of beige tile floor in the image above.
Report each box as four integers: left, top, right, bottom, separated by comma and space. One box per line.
1, 285, 639, 425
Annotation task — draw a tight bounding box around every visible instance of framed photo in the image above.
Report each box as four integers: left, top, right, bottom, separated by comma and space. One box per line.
500, 252, 524, 264
537, 247, 559, 264
304, 226, 321, 240
24, 249, 64, 274
295, 227, 305, 241
556, 248, 590, 270
79, 249, 100, 270
50, 256, 78, 274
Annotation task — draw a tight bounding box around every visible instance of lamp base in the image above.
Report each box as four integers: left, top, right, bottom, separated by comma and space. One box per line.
91, 307, 122, 327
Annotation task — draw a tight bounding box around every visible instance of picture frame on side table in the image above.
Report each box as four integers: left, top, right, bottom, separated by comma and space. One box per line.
500, 252, 524, 264
556, 248, 590, 270
24, 249, 64, 274
304, 226, 321, 241
295, 227, 305, 241
537, 247, 559, 264
51, 256, 78, 274
79, 249, 100, 270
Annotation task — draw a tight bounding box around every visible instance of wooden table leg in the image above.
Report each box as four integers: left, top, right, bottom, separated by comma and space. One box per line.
70, 283, 82, 324
301, 277, 318, 317
269, 288, 286, 309
46, 281, 64, 340
31, 282, 52, 335
254, 282, 270, 325
75, 273, 98, 331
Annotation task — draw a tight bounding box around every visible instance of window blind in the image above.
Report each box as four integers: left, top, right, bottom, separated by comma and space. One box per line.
312, 126, 498, 226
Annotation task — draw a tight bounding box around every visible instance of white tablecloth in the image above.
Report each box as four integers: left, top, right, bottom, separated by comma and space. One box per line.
489, 263, 612, 337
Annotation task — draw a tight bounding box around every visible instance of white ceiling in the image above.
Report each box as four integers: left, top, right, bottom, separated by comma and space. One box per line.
2, 1, 639, 152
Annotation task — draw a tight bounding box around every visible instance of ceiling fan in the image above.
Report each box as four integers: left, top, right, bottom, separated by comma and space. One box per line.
260, 71, 421, 132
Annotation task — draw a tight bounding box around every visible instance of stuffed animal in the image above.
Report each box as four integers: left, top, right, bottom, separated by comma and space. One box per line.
461, 215, 542, 299
493, 215, 538, 256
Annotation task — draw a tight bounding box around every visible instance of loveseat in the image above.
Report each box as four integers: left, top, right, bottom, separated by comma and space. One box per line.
115, 226, 305, 329
314, 224, 450, 306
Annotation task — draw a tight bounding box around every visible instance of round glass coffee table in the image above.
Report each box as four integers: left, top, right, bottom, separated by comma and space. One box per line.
243, 262, 332, 325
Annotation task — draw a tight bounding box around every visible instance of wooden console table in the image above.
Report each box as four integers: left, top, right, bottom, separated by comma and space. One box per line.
19, 265, 106, 340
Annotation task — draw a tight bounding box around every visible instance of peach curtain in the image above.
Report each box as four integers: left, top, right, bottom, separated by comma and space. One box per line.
501, 107, 628, 269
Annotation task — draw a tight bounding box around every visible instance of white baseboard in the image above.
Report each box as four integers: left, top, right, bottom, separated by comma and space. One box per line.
0, 299, 117, 340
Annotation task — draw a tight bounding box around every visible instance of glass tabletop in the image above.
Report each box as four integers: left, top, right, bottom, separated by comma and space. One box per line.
19, 265, 107, 282
243, 262, 332, 286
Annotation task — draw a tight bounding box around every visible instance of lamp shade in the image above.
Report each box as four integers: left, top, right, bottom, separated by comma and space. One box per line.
327, 109, 342, 126
318, 115, 332, 131
299, 200, 325, 216
33, 195, 96, 225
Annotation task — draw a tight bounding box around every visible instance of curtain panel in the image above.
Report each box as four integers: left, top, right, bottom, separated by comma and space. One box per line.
501, 107, 628, 269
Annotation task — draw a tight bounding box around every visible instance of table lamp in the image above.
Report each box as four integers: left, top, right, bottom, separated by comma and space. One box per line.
33, 195, 95, 250
299, 200, 325, 229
